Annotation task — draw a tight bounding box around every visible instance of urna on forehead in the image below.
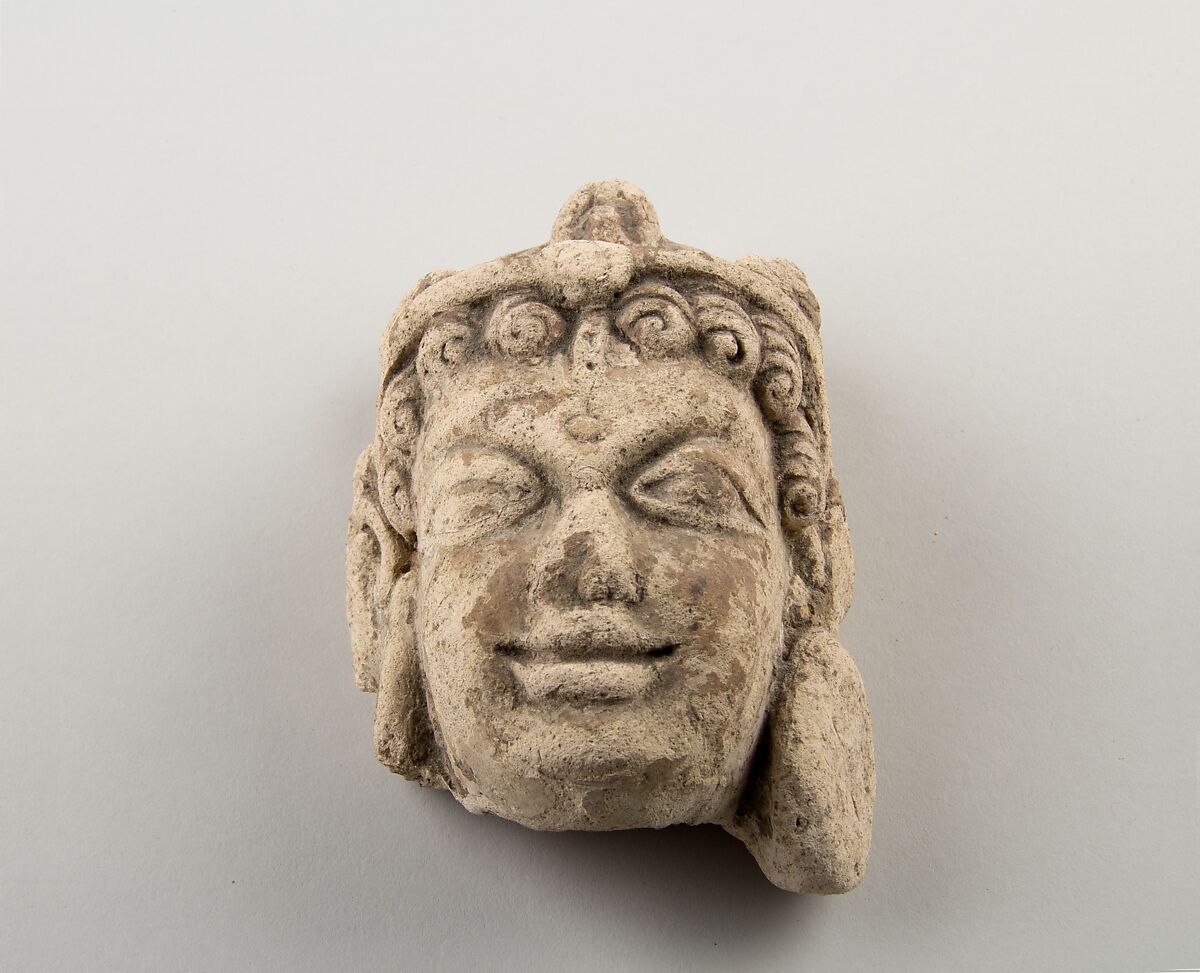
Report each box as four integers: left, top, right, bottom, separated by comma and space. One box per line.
415, 347, 778, 498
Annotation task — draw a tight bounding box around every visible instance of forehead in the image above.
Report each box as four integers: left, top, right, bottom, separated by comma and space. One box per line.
414, 358, 774, 486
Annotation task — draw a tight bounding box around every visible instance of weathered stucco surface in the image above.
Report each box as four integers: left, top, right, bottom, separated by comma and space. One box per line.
347, 180, 874, 892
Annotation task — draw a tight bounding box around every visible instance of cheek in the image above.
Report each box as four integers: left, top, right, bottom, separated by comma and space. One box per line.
639, 529, 785, 687
417, 538, 534, 706
421, 533, 533, 630
642, 529, 781, 629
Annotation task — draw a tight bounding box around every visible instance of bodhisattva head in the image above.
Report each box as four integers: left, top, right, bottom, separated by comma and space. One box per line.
346, 181, 874, 892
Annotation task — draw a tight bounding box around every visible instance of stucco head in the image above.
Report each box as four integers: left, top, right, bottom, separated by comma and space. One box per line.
347, 181, 874, 892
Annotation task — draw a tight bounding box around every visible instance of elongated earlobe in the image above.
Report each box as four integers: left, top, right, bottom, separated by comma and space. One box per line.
346, 446, 443, 787
372, 574, 445, 787
347, 449, 397, 693
725, 632, 875, 893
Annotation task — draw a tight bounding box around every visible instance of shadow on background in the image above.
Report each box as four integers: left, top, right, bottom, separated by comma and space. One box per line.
420, 786, 811, 948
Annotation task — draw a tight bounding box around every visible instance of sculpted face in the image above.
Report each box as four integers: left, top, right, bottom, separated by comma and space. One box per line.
347, 181, 875, 892
412, 339, 789, 828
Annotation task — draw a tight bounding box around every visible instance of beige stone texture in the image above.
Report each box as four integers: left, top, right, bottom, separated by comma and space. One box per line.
346, 180, 874, 892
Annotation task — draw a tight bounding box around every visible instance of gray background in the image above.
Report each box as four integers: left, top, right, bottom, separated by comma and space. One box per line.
3, 2, 1198, 971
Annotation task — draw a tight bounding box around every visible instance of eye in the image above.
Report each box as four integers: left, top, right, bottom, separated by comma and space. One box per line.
424, 450, 545, 543
626, 443, 765, 533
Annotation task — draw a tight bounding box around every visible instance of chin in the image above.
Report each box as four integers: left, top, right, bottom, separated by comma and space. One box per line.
466, 777, 726, 833
450, 707, 752, 831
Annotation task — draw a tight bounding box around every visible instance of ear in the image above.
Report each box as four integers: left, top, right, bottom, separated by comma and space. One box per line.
346, 448, 397, 693
725, 632, 875, 893
371, 573, 446, 787
346, 447, 444, 787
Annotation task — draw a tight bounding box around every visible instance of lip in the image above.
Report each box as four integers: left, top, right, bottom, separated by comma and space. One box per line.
506, 658, 668, 704
495, 629, 678, 704
495, 635, 677, 661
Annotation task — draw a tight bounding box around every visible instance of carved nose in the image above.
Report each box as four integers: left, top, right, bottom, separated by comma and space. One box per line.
532, 490, 644, 607
577, 563, 642, 603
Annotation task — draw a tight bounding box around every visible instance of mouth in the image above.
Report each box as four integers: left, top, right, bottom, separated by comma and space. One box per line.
495, 635, 679, 704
